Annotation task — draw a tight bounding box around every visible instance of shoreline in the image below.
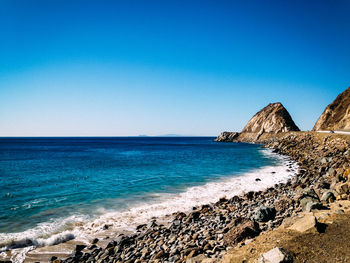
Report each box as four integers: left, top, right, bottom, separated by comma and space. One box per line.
3, 131, 350, 263
1, 148, 298, 263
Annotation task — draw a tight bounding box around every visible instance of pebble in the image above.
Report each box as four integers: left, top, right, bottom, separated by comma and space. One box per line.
56, 133, 350, 263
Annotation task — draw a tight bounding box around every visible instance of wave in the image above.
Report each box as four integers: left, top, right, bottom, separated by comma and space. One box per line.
0, 215, 88, 252
0, 149, 298, 262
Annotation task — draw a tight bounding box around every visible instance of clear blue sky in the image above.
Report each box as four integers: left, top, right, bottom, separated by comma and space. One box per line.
0, 0, 349, 136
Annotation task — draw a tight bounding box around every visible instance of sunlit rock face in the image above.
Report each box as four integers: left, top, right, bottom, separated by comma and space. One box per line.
313, 87, 350, 131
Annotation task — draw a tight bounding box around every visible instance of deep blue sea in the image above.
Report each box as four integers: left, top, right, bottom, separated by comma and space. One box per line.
0, 137, 296, 252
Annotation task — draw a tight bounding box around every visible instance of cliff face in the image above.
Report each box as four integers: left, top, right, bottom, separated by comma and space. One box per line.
236, 103, 299, 142
215, 103, 300, 143
313, 87, 350, 131
241, 103, 299, 134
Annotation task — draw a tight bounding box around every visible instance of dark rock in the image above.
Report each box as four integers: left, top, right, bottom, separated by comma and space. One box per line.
50, 256, 58, 262
75, 244, 86, 252
214, 132, 240, 142
223, 218, 261, 246
254, 206, 276, 222
304, 201, 324, 212
136, 224, 147, 230
189, 211, 201, 221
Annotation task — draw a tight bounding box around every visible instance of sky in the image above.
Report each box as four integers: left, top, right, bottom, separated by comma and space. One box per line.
0, 0, 349, 136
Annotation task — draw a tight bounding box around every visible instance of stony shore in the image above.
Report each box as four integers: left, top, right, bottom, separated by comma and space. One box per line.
21, 132, 350, 263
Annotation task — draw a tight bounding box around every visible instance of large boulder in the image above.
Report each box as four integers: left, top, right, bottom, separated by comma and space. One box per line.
258, 247, 293, 263
313, 87, 350, 131
223, 218, 261, 246
288, 213, 318, 233
254, 206, 276, 222
295, 188, 322, 212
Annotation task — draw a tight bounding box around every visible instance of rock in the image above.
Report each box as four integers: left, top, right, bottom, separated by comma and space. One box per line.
189, 211, 201, 221
214, 132, 240, 142
188, 254, 216, 263
296, 188, 319, 202
320, 157, 328, 164
258, 247, 293, 263
237, 102, 300, 142
75, 244, 86, 252
254, 206, 276, 222
153, 250, 166, 259
299, 197, 318, 211
335, 182, 349, 195
223, 218, 261, 246
321, 191, 336, 203
336, 194, 348, 200
186, 254, 210, 263
288, 213, 318, 233
313, 86, 350, 131
343, 168, 350, 180
216, 103, 300, 143
274, 196, 293, 212
50, 256, 58, 262
297, 188, 321, 211
304, 201, 323, 212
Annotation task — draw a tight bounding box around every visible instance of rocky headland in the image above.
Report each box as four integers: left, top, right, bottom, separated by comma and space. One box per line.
215, 102, 300, 143
222, 131, 350, 263
39, 131, 348, 263
15, 87, 350, 263
313, 87, 350, 131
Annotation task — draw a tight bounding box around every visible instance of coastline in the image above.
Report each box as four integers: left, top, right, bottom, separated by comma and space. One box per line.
3, 131, 350, 263
1, 147, 298, 263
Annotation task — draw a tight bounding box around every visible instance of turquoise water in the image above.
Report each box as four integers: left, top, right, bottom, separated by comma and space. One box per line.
0, 137, 286, 250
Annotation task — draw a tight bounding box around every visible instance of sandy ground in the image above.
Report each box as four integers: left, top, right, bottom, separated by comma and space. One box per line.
221, 201, 350, 263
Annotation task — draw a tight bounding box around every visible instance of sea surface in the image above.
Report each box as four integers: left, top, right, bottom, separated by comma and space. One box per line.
0, 137, 298, 255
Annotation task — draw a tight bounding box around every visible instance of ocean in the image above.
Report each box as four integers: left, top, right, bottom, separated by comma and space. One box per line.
0, 137, 297, 257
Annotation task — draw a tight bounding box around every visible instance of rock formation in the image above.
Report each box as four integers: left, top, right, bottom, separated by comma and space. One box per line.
313, 87, 350, 131
215, 102, 300, 142
240, 102, 299, 136
214, 132, 239, 142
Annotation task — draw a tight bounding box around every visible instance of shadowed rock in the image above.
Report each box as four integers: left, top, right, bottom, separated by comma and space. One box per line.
214, 131, 240, 142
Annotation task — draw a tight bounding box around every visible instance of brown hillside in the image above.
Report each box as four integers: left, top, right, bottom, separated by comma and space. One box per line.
313, 87, 350, 131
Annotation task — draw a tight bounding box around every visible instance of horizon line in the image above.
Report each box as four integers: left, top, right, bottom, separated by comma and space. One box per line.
0, 135, 217, 138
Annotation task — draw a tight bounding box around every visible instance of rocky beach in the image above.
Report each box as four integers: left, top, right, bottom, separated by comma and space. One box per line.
2, 1, 350, 262
35, 131, 347, 263
2, 88, 350, 263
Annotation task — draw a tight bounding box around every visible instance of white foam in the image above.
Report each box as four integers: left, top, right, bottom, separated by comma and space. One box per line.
79, 148, 297, 236
1, 148, 298, 262
0, 214, 88, 252
10, 246, 35, 263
